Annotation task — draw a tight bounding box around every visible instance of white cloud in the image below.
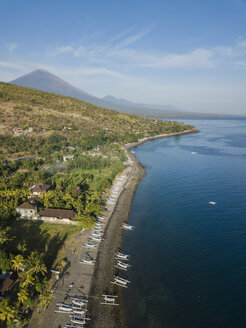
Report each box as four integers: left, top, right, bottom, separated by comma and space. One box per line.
115, 25, 154, 48
125, 48, 214, 69
73, 46, 88, 58
1, 28, 246, 114
104, 26, 135, 46
53, 45, 74, 55
0, 60, 24, 69
237, 40, 246, 47
6, 43, 18, 53
49, 27, 246, 70
234, 61, 246, 68
57, 66, 126, 79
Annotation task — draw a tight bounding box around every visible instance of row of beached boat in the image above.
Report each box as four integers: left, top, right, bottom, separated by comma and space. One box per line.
54, 296, 90, 328
57, 214, 107, 327
60, 173, 134, 326
106, 175, 127, 206
100, 174, 135, 304
100, 222, 135, 307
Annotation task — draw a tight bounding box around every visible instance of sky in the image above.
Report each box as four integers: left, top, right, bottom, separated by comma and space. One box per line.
0, 0, 246, 115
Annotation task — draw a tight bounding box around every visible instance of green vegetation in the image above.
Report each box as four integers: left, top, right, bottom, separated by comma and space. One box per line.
0, 82, 195, 326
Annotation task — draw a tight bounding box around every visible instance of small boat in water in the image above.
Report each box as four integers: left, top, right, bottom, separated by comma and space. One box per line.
115, 260, 131, 271
122, 223, 134, 230
111, 275, 130, 288
116, 251, 129, 260
209, 201, 216, 205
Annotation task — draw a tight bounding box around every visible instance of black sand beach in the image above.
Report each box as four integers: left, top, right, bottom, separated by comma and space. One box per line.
88, 130, 196, 328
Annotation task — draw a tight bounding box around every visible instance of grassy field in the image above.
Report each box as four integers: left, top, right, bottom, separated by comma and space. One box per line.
8, 221, 80, 269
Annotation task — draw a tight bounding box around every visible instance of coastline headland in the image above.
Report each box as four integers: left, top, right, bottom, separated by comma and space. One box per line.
88, 129, 196, 328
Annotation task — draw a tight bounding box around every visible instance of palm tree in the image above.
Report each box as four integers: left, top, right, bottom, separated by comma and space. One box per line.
12, 254, 25, 273
0, 298, 16, 325
26, 252, 47, 276
0, 227, 11, 246
17, 288, 29, 304
20, 273, 35, 288
38, 291, 53, 311
17, 241, 27, 255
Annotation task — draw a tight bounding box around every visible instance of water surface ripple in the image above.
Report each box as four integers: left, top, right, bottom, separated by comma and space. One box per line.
122, 119, 246, 328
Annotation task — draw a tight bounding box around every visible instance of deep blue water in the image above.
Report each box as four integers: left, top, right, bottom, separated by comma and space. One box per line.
122, 119, 246, 328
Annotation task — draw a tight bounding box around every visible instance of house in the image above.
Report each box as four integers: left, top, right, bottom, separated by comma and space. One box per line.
0, 277, 14, 295
63, 155, 74, 162
39, 208, 76, 221
16, 203, 37, 218
27, 194, 40, 202
30, 183, 51, 196
72, 186, 81, 194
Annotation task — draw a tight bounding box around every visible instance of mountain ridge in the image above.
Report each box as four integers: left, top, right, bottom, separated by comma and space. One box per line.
10, 69, 216, 118
102, 94, 185, 112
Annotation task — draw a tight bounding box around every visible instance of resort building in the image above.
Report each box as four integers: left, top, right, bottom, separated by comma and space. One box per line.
16, 203, 37, 218
63, 154, 74, 162
39, 208, 76, 223
30, 183, 51, 196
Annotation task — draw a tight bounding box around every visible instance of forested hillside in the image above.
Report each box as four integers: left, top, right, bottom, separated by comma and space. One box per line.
0, 82, 195, 327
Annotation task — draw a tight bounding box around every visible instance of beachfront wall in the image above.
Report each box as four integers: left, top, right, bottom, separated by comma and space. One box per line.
38, 216, 78, 225
17, 216, 78, 225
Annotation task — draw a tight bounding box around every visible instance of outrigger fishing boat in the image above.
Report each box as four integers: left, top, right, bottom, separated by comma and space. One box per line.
70, 315, 90, 324
92, 226, 102, 232
80, 257, 95, 265
64, 324, 85, 328
55, 303, 73, 313
72, 308, 87, 316
70, 317, 86, 325
91, 235, 103, 242
91, 231, 102, 237
82, 241, 97, 248
100, 294, 119, 306
114, 260, 131, 271
111, 275, 130, 288
115, 251, 129, 260
122, 223, 134, 230
97, 215, 105, 221
55, 303, 87, 314
72, 298, 88, 307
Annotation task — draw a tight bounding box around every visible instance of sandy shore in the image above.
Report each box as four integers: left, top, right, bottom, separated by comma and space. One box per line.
87, 129, 196, 328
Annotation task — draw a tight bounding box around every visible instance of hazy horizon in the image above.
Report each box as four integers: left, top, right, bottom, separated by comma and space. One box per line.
1, 0, 246, 115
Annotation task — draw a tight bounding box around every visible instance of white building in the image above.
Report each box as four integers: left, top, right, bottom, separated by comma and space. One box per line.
16, 203, 37, 218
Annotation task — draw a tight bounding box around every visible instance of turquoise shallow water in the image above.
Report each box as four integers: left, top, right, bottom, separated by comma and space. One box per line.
122, 119, 246, 328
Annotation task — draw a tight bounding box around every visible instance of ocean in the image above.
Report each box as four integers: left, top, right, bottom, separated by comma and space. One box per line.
122, 118, 246, 328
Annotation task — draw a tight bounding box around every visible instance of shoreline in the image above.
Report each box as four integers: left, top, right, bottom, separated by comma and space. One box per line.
28, 129, 196, 328
88, 129, 196, 328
